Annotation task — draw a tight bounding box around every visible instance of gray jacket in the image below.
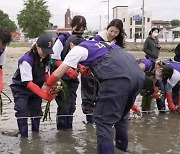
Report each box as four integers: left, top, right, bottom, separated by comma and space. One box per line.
143, 36, 160, 61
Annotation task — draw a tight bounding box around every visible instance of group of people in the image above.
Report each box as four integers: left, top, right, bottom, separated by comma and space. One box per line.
0, 15, 179, 154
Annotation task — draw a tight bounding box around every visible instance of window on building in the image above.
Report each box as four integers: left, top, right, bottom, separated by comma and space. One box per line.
147, 18, 150, 22
123, 18, 126, 22
135, 28, 144, 39
130, 28, 132, 39
173, 31, 180, 38
135, 19, 142, 25
130, 17, 132, 25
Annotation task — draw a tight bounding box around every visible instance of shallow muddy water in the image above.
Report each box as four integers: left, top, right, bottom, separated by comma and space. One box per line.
0, 48, 179, 154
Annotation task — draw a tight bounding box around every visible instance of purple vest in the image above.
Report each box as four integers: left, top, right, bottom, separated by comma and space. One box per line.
57, 32, 71, 46
18, 52, 34, 67
79, 41, 119, 66
168, 61, 180, 72
140, 58, 154, 72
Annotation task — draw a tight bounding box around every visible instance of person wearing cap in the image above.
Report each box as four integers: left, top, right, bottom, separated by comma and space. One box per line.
50, 15, 87, 130
46, 35, 145, 153
0, 27, 11, 95
10, 34, 56, 138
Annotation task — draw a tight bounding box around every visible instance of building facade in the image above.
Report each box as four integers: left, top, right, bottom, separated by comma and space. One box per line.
113, 6, 152, 42
65, 9, 72, 28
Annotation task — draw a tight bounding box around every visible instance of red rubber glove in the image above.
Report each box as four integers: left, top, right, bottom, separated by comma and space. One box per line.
45, 73, 50, 82
131, 104, 141, 115
55, 60, 78, 79
54, 60, 62, 67
78, 64, 91, 76
27, 81, 56, 101
46, 72, 59, 93
166, 92, 176, 111
151, 86, 160, 99
66, 68, 79, 79
0, 68, 2, 93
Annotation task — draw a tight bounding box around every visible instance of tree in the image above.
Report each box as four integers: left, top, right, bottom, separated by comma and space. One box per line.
0, 10, 17, 32
17, 0, 51, 38
170, 19, 180, 26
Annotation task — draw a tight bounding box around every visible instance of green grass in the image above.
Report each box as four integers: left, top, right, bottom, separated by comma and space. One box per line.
130, 51, 175, 59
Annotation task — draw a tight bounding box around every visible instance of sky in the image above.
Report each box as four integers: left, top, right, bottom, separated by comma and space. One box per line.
0, 0, 180, 30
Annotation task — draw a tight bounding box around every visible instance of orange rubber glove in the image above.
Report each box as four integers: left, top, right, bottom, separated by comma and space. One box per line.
46, 72, 59, 93
54, 60, 78, 79
166, 92, 176, 111
66, 68, 79, 79
78, 64, 91, 76
54, 60, 62, 67
131, 104, 141, 115
27, 81, 56, 101
151, 86, 160, 99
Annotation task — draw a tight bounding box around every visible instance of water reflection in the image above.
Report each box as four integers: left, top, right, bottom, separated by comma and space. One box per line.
19, 133, 44, 154
128, 113, 180, 153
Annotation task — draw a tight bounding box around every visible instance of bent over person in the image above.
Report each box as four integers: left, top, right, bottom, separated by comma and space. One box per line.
10, 35, 55, 138
46, 35, 145, 154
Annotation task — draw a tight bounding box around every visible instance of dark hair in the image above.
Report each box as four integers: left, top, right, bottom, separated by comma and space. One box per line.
162, 65, 173, 81
149, 27, 159, 35
0, 27, 12, 44
174, 43, 180, 62
71, 15, 87, 31
71, 37, 85, 45
107, 19, 125, 48
29, 44, 50, 76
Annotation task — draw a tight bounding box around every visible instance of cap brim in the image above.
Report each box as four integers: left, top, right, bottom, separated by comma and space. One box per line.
42, 48, 54, 54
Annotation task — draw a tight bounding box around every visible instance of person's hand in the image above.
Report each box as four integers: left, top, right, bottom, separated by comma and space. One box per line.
156, 44, 161, 49
66, 68, 79, 79
131, 104, 141, 116
44, 91, 57, 102
49, 82, 61, 95
78, 64, 91, 76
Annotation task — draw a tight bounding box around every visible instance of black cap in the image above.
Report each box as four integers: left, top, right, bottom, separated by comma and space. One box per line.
37, 34, 53, 54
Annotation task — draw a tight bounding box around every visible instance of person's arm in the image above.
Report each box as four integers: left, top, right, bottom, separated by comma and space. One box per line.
26, 81, 56, 101
46, 63, 70, 92
19, 61, 55, 101
46, 45, 88, 90
165, 82, 176, 111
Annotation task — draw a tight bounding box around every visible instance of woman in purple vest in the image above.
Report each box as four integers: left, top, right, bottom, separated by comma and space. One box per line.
50, 15, 87, 130
46, 35, 145, 154
10, 34, 55, 138
81, 19, 126, 124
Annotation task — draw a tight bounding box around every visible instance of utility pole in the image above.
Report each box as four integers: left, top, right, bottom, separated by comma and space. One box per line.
102, 0, 109, 25
141, 0, 145, 42
99, 15, 102, 31
107, 0, 109, 24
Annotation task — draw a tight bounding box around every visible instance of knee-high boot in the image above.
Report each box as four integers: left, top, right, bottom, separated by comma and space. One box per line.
98, 142, 114, 154
56, 116, 68, 130
17, 118, 28, 138
31, 118, 40, 132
